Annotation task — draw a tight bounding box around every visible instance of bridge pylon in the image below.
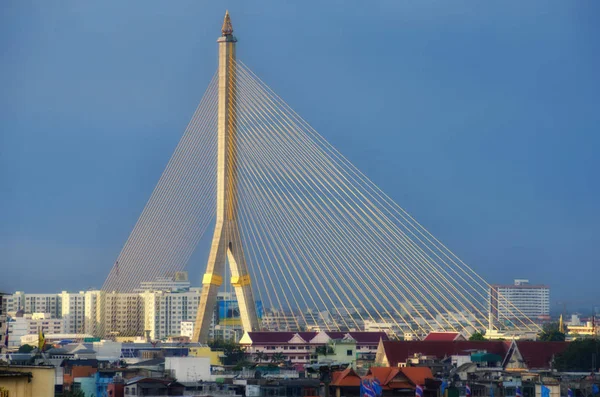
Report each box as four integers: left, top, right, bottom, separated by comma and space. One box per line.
192, 11, 260, 343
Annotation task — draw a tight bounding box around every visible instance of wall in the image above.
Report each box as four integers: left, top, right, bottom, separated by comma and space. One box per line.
1, 366, 55, 397
189, 346, 222, 366
165, 357, 211, 382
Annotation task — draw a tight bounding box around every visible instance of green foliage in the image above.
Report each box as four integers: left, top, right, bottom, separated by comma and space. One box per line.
538, 323, 566, 341
270, 352, 286, 364
18, 344, 35, 353
553, 339, 599, 371
62, 390, 86, 397
469, 332, 487, 341
208, 339, 248, 366
315, 345, 335, 356
254, 351, 267, 363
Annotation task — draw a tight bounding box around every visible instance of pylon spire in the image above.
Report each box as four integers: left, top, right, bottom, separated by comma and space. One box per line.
222, 10, 233, 36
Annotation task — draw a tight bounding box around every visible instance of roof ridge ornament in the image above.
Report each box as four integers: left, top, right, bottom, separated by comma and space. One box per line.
222, 10, 233, 36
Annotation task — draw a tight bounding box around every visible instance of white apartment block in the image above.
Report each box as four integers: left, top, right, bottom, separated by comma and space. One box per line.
3, 291, 61, 316
84, 290, 104, 337
24, 293, 62, 317
142, 289, 201, 340
104, 292, 145, 338
137, 272, 191, 292
60, 291, 86, 334
2, 291, 25, 313
7, 313, 64, 348
490, 279, 550, 323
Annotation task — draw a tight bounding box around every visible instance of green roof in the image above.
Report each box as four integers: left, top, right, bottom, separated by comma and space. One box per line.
471, 352, 502, 362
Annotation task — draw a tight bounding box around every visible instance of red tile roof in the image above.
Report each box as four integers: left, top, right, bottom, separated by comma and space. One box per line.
514, 341, 568, 370
381, 341, 510, 367
366, 367, 433, 390
244, 331, 388, 345
325, 332, 389, 344
401, 367, 433, 386
244, 332, 317, 344
330, 368, 362, 387
423, 332, 464, 342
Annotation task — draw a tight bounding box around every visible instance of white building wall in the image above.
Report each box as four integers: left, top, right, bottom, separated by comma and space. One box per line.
84, 290, 104, 337
165, 357, 211, 382
60, 291, 86, 334
143, 290, 201, 340
24, 293, 62, 317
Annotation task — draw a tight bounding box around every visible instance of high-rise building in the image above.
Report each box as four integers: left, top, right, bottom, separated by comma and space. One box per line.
60, 291, 86, 334
489, 279, 550, 324
84, 290, 104, 337
137, 272, 191, 292
2, 291, 25, 313
0, 291, 7, 353
103, 292, 145, 338
23, 293, 61, 317
142, 289, 201, 340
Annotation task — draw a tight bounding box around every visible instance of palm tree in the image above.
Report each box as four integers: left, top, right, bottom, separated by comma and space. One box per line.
254, 351, 267, 363
271, 352, 286, 364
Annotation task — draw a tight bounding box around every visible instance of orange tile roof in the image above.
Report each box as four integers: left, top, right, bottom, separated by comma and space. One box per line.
400, 367, 433, 386
330, 368, 362, 387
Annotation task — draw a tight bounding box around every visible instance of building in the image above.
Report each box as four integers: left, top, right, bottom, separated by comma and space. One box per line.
2, 291, 25, 313
23, 293, 61, 317
137, 271, 191, 292
7, 313, 64, 348
84, 290, 104, 337
240, 331, 388, 368
490, 279, 550, 324
103, 292, 145, 338
60, 291, 86, 334
0, 291, 6, 354
0, 365, 56, 397
374, 340, 568, 372
142, 289, 201, 340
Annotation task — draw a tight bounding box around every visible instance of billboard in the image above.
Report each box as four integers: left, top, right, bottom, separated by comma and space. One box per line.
217, 300, 263, 326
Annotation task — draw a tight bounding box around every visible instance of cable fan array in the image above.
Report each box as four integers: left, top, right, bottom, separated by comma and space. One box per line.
99, 61, 540, 337
230, 61, 539, 335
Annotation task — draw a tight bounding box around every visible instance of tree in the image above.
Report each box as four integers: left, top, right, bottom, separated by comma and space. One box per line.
553, 339, 599, 371
208, 339, 248, 366
18, 344, 35, 353
469, 332, 487, 341
538, 322, 566, 342
63, 390, 86, 397
271, 352, 286, 364
254, 351, 267, 363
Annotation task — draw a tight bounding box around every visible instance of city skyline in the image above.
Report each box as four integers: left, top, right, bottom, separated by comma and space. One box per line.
2, 1, 599, 306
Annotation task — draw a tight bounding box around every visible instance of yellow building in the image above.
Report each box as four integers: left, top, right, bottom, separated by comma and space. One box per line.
0, 365, 55, 397
567, 321, 598, 337
188, 346, 223, 366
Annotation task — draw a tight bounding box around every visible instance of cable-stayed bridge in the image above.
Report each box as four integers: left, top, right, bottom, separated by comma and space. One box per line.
101, 12, 540, 342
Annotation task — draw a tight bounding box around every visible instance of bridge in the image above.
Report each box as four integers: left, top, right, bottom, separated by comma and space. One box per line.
101, 12, 539, 342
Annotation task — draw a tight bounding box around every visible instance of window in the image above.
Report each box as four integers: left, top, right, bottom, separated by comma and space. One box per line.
347, 350, 353, 356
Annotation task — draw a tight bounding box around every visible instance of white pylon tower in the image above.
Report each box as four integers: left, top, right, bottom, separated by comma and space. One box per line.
192, 11, 260, 343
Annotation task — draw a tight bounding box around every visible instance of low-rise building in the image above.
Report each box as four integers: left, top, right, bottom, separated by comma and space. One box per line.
0, 365, 55, 397
241, 331, 388, 368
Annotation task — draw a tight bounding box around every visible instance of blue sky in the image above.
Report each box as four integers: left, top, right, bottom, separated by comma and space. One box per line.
1, 1, 599, 310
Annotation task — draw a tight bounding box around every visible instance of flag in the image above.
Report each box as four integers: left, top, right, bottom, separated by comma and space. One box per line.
441, 380, 449, 396
361, 379, 376, 397
372, 379, 383, 397
38, 327, 45, 351
490, 387, 494, 397
416, 385, 424, 397
592, 385, 599, 395
541, 385, 551, 397
466, 384, 472, 397
516, 386, 522, 397
568, 388, 574, 397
